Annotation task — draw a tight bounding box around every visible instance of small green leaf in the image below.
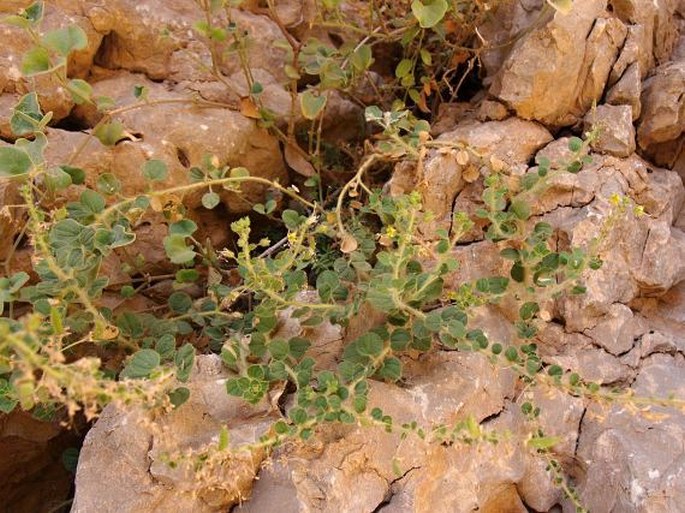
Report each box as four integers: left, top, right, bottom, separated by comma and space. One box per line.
251, 82, 263, 95
419, 48, 432, 66
229, 167, 250, 178
133, 84, 149, 100
80, 189, 105, 214
67, 79, 93, 104
168, 291, 192, 313
395, 59, 413, 78
96, 173, 121, 195
548, 364, 564, 377
0, 147, 32, 177
282, 209, 302, 230
120, 349, 160, 379
94, 120, 125, 146
300, 90, 327, 120
510, 199, 531, 220
42, 26, 88, 57
23, 2, 44, 23
176, 269, 199, 283
202, 191, 220, 209
519, 302, 540, 321
142, 159, 168, 181
164, 234, 197, 264
10, 92, 43, 136
168, 387, 190, 407
528, 435, 562, 450
44, 167, 73, 191
61, 448, 80, 473
175, 343, 195, 382
377, 356, 402, 381
60, 165, 86, 185
21, 47, 51, 75
169, 219, 197, 236
568, 137, 583, 152
350, 44, 373, 72
411, 0, 449, 29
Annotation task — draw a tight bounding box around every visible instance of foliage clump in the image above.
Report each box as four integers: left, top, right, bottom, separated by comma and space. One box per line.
0, 2, 679, 510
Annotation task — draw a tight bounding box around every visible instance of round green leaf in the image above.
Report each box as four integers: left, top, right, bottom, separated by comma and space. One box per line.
96, 173, 121, 195
202, 191, 220, 209
168, 291, 192, 313
21, 47, 51, 76
411, 0, 449, 29
120, 349, 160, 379
300, 90, 327, 120
67, 79, 93, 105
0, 147, 32, 177
142, 159, 168, 181
163, 234, 197, 264
41, 26, 88, 57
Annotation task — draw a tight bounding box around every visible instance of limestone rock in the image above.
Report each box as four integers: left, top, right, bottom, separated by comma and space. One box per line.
575, 17, 628, 117
490, 0, 618, 126
637, 59, 685, 151
72, 73, 288, 214
585, 104, 636, 157
607, 24, 650, 85
606, 62, 642, 120
477, 99, 509, 121
585, 303, 637, 356
236, 354, 529, 513
577, 353, 685, 513
71, 355, 280, 513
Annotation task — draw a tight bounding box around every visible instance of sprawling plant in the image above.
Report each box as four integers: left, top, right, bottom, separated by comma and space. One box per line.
0, 2, 680, 511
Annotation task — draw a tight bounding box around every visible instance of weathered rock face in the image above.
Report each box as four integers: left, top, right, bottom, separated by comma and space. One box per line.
2, 0, 684, 512
71, 355, 281, 513
484, 0, 682, 128
637, 57, 685, 175
489, 0, 616, 126
577, 353, 685, 513
585, 104, 637, 157
387, 118, 553, 237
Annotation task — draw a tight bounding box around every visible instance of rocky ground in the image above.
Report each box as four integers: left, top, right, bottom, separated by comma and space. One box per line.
1, 0, 685, 512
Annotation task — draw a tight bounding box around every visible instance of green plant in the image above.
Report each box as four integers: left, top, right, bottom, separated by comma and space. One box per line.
0, 2, 682, 511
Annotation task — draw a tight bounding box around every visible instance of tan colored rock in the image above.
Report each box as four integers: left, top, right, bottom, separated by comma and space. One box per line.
538, 323, 637, 384
575, 17, 627, 116
71, 73, 287, 214
88, 0, 288, 84
585, 303, 637, 356
236, 350, 529, 513
637, 60, 685, 151
477, 99, 509, 121
489, 0, 613, 126
606, 62, 642, 120
616, 0, 682, 64
477, 0, 550, 84
71, 355, 280, 513
584, 104, 636, 157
